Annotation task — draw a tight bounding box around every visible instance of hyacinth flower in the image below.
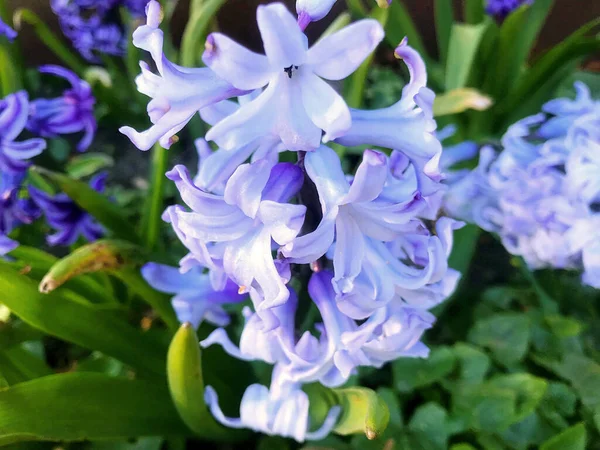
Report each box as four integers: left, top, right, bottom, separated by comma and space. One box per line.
443, 82, 600, 287
0, 91, 47, 174
282, 146, 442, 316
0, 18, 17, 41
29, 173, 106, 246
119, 0, 247, 151
336, 38, 442, 196
163, 161, 306, 312
204, 367, 340, 442
296, 0, 391, 30
486, 0, 534, 20
196, 94, 286, 193
0, 171, 39, 255
141, 263, 246, 328
27, 66, 96, 152
203, 2, 384, 151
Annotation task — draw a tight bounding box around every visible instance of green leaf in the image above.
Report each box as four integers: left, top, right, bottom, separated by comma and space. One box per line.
448, 224, 481, 276
0, 321, 43, 351
433, 88, 493, 116
488, 374, 548, 422
39, 239, 146, 294
0, 45, 21, 97
451, 382, 516, 432
452, 343, 490, 384
541, 382, 577, 418
487, 0, 554, 99
88, 437, 163, 450
167, 323, 231, 439
464, 0, 484, 24
434, 0, 453, 63
393, 346, 456, 392
450, 445, 477, 450
544, 315, 582, 338
407, 402, 450, 450
180, 0, 227, 67
377, 387, 403, 428
468, 313, 531, 366
142, 143, 169, 251
0, 265, 166, 378
333, 387, 390, 439
497, 18, 600, 116
445, 21, 490, 90
0, 372, 190, 445
31, 167, 140, 243
540, 423, 587, 450
0, 345, 52, 385
66, 153, 114, 179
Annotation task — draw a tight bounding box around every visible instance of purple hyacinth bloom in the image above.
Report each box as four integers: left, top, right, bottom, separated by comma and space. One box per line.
163, 161, 306, 311
296, 0, 391, 30
27, 66, 96, 152
141, 262, 246, 328
0, 91, 47, 174
204, 367, 340, 442
336, 39, 442, 196
29, 173, 106, 246
203, 2, 384, 151
486, 0, 533, 20
282, 146, 430, 313
0, 171, 40, 255
120, 0, 247, 151
0, 18, 17, 41
51, 0, 125, 61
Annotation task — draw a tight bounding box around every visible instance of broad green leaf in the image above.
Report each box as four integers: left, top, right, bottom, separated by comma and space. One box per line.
433, 88, 492, 116
0, 345, 52, 385
0, 265, 166, 377
0, 45, 20, 97
449, 225, 481, 276
377, 387, 403, 428
434, 0, 453, 63
468, 313, 531, 366
66, 153, 114, 179
180, 0, 227, 66
7, 246, 110, 305
31, 167, 140, 243
0, 373, 190, 445
333, 387, 390, 439
75, 352, 126, 377
445, 21, 490, 90
464, 0, 484, 24
167, 323, 231, 438
544, 315, 582, 338
39, 239, 146, 293
501, 413, 556, 450
451, 382, 516, 432
540, 423, 587, 450
393, 346, 456, 392
488, 374, 548, 422
88, 438, 163, 450
541, 382, 577, 418
452, 343, 490, 384
142, 143, 169, 251
450, 445, 477, 450
407, 402, 450, 450
0, 320, 43, 351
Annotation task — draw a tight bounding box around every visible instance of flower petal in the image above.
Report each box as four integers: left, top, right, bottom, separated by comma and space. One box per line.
257, 3, 307, 69
342, 150, 387, 204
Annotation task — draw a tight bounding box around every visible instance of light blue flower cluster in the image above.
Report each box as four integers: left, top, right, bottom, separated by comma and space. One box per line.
443, 82, 600, 288
132, 1, 460, 441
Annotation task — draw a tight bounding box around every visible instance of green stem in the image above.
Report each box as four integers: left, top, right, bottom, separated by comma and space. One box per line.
346, 0, 368, 17
14, 9, 86, 76
180, 0, 227, 67
143, 143, 169, 252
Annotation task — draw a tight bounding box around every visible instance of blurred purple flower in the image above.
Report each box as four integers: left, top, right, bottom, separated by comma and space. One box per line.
203, 2, 383, 151
486, 0, 533, 20
141, 262, 246, 328
27, 66, 96, 152
0, 18, 17, 41
29, 172, 106, 246
0, 171, 39, 255
120, 0, 246, 150
163, 161, 306, 311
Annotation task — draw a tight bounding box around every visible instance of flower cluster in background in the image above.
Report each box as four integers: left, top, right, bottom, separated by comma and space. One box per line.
0, 65, 98, 253
0, 17, 17, 41
51, 0, 146, 61
131, 0, 461, 441
485, 0, 533, 20
443, 82, 600, 288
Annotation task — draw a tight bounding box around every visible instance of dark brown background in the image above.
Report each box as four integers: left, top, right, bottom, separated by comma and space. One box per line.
6, 0, 600, 65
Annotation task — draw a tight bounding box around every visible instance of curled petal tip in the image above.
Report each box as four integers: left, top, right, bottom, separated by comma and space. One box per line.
363, 149, 386, 166
297, 11, 311, 31
394, 37, 409, 58
119, 126, 151, 151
